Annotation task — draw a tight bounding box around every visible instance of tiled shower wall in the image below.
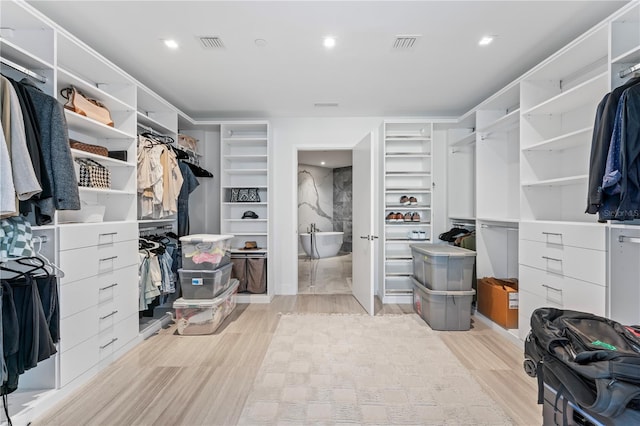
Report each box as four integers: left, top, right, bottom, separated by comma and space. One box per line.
333, 166, 352, 253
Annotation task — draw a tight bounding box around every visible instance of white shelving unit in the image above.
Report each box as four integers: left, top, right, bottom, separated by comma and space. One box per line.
447, 112, 476, 223
382, 121, 434, 303
220, 122, 271, 303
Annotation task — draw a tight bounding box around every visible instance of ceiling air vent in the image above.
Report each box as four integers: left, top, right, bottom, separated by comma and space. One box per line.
393, 35, 420, 50
199, 36, 224, 49
314, 103, 339, 108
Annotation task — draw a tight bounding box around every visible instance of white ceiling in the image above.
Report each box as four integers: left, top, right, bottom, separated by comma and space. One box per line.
27, 1, 629, 119
299, 150, 353, 168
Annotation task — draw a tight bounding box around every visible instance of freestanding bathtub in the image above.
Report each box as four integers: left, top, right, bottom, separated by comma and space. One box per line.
300, 231, 344, 259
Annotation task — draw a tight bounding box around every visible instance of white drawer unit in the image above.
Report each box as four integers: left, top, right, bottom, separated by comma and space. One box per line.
519, 221, 606, 249
59, 222, 137, 251
59, 306, 99, 353
59, 239, 138, 284
59, 335, 100, 387
519, 239, 606, 286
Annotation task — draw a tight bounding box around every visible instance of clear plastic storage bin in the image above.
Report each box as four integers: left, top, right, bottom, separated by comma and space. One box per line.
179, 263, 233, 299
180, 234, 233, 270
412, 277, 475, 331
173, 279, 239, 335
411, 243, 476, 291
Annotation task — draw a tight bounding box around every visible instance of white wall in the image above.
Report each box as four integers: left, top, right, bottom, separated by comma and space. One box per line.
271, 117, 383, 295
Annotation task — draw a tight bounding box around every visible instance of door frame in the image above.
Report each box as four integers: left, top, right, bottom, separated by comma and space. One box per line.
293, 145, 355, 296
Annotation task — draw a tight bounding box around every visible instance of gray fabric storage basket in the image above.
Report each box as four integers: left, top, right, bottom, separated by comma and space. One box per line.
411, 243, 476, 291
412, 277, 475, 331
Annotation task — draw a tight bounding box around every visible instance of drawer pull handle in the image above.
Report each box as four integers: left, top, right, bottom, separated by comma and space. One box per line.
542, 232, 562, 237
100, 310, 118, 320
99, 283, 118, 291
100, 338, 118, 350
99, 232, 118, 237
618, 235, 640, 244
99, 256, 118, 262
542, 256, 562, 262
542, 284, 562, 292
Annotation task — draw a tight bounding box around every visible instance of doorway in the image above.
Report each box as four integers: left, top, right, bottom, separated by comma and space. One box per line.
297, 149, 353, 294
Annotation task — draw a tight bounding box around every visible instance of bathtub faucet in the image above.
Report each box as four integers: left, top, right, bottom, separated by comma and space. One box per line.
310, 223, 318, 233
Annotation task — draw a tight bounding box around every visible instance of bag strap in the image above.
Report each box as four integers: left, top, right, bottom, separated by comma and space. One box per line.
60, 86, 77, 100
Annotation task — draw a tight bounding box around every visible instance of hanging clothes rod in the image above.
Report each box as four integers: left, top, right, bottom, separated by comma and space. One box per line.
32, 235, 48, 244
620, 62, 640, 78
0, 57, 47, 83
138, 224, 174, 235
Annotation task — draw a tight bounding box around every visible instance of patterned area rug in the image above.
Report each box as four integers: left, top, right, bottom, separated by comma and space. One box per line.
238, 313, 514, 425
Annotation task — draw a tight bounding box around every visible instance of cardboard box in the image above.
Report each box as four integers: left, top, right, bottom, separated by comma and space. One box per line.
477, 277, 519, 329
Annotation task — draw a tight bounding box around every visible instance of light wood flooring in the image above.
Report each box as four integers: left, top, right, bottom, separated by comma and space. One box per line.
33, 295, 541, 425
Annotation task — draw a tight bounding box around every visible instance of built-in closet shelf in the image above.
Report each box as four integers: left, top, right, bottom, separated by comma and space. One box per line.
57, 68, 135, 112
385, 205, 431, 210
385, 222, 431, 226
65, 110, 135, 139
477, 109, 520, 135
386, 256, 413, 260
224, 169, 267, 175
449, 216, 476, 222
385, 136, 431, 142
477, 217, 520, 225
173, 145, 201, 157
523, 72, 608, 115
223, 202, 268, 206
222, 185, 268, 189
222, 137, 268, 142
136, 111, 175, 135
451, 132, 477, 147
386, 238, 429, 242
223, 155, 268, 160
78, 187, 135, 196
385, 172, 431, 177
138, 219, 176, 226
522, 175, 588, 187
230, 232, 268, 236
385, 153, 432, 158
385, 273, 413, 277
70, 149, 133, 167
522, 127, 593, 152
225, 219, 268, 223
386, 188, 432, 193
31, 225, 56, 231
230, 249, 268, 254
612, 45, 640, 65
0, 39, 54, 70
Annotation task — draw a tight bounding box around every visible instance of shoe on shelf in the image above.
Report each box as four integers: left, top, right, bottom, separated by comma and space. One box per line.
404, 212, 412, 222
410, 230, 419, 240
409, 196, 418, 205
395, 213, 404, 221
386, 212, 396, 221
400, 195, 410, 205
412, 212, 421, 222
419, 231, 426, 239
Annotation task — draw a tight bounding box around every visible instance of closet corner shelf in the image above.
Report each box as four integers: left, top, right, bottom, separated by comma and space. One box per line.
0, 39, 54, 71
136, 111, 176, 136
70, 149, 133, 167
65, 110, 135, 139
522, 175, 588, 187
58, 68, 135, 112
611, 45, 640, 65
522, 72, 608, 116
477, 108, 520, 135
450, 132, 477, 147
522, 127, 593, 152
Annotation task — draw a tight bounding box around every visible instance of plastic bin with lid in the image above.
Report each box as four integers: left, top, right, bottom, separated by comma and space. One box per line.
412, 277, 475, 331
173, 279, 239, 335
411, 243, 476, 291
179, 263, 233, 299
180, 234, 233, 270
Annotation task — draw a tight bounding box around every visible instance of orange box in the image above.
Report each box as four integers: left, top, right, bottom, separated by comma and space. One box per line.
477, 277, 518, 329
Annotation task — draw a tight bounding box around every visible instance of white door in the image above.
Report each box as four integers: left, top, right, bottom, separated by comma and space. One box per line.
352, 132, 376, 315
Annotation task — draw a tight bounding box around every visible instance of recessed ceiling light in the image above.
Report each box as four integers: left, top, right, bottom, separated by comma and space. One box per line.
321, 161, 326, 165
255, 38, 267, 47
478, 36, 494, 46
323, 36, 336, 49
164, 39, 179, 49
